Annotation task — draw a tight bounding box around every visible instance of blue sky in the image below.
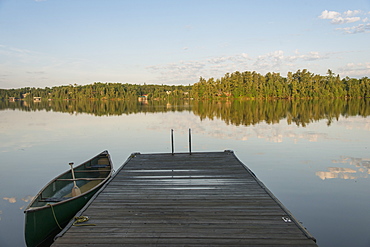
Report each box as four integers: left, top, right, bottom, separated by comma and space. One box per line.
0, 0, 369, 88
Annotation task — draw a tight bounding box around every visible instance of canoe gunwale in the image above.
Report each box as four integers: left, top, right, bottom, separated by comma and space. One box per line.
24, 150, 113, 213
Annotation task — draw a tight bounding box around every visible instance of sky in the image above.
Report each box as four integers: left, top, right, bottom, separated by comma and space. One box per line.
0, 0, 370, 89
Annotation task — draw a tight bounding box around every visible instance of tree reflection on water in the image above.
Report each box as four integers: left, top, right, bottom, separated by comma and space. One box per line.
1, 98, 368, 127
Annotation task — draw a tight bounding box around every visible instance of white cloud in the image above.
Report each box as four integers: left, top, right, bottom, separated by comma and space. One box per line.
288, 51, 327, 62
249, 50, 328, 72
336, 23, 370, 34
146, 50, 330, 84
253, 50, 285, 70
319, 9, 370, 34
343, 10, 361, 17
319, 10, 362, 22
319, 10, 341, 20
338, 62, 370, 77
331, 16, 361, 24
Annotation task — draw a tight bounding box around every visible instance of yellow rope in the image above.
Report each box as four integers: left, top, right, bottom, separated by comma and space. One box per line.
47, 203, 62, 230
48, 204, 95, 229
72, 216, 96, 226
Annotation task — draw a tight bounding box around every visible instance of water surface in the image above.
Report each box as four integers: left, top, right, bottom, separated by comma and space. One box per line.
0, 99, 369, 246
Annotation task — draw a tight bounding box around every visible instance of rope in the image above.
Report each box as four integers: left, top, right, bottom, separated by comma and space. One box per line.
48, 204, 95, 229
48, 203, 62, 230
73, 216, 96, 226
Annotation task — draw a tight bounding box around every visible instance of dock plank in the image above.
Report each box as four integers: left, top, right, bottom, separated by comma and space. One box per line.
52, 151, 317, 246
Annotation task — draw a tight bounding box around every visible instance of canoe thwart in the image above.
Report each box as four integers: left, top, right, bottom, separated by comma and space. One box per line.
39, 197, 71, 202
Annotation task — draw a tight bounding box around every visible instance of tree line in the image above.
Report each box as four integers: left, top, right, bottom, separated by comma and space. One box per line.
0, 69, 369, 101
0, 82, 192, 101
191, 69, 369, 99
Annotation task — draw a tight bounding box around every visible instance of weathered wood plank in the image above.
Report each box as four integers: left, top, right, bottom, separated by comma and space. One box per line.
52, 151, 317, 246
53, 237, 317, 246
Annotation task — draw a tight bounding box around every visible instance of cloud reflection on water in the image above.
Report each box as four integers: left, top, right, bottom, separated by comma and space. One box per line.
2, 197, 16, 203
1, 196, 35, 214
316, 156, 370, 180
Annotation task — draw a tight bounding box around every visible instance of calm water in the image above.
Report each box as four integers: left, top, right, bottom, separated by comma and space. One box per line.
0, 99, 369, 246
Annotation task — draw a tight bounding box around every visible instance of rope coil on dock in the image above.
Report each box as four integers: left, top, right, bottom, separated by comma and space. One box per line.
72, 216, 96, 226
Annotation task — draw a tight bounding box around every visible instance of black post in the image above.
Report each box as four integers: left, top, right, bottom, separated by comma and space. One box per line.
171, 129, 174, 155
189, 128, 192, 155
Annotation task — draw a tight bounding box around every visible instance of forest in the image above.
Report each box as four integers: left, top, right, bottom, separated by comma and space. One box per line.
191, 69, 369, 99
0, 69, 369, 101
0, 83, 192, 101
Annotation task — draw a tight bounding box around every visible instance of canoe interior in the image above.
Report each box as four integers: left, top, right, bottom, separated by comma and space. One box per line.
28, 154, 112, 208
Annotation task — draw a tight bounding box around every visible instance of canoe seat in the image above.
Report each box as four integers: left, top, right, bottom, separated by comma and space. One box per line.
98, 158, 109, 164
89, 164, 110, 168
86, 157, 110, 169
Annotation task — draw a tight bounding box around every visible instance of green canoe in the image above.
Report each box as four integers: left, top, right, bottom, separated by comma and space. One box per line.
24, 151, 113, 247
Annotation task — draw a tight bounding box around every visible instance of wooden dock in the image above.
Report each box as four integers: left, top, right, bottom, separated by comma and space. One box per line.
52, 151, 317, 246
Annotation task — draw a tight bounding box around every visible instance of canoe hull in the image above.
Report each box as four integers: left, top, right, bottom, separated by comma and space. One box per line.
24, 151, 112, 247
25, 184, 102, 247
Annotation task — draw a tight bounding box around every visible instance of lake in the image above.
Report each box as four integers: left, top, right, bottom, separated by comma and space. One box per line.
0, 99, 369, 246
